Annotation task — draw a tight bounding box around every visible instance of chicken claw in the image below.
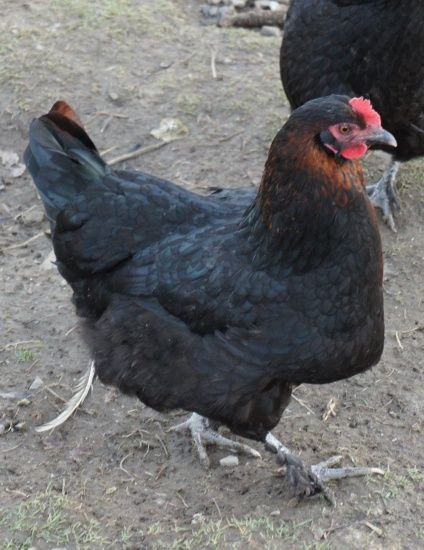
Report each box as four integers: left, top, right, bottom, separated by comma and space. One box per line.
366, 161, 401, 231
277, 450, 325, 499
265, 432, 384, 502
170, 413, 261, 468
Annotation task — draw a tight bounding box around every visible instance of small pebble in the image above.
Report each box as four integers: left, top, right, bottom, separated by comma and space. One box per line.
14, 422, 27, 431
270, 509, 281, 516
201, 5, 219, 17
219, 455, 239, 467
191, 512, 206, 525
17, 398, 31, 407
201, 4, 235, 21
255, 0, 282, 10
29, 376, 44, 391
40, 250, 56, 271
260, 25, 282, 37
22, 209, 45, 225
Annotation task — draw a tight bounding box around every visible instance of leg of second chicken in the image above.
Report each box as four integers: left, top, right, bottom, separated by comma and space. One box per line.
366, 160, 401, 231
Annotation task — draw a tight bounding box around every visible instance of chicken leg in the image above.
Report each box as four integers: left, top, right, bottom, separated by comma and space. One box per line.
170, 413, 261, 467
265, 432, 384, 499
366, 160, 401, 231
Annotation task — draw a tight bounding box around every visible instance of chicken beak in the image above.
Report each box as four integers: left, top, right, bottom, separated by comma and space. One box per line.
365, 128, 397, 149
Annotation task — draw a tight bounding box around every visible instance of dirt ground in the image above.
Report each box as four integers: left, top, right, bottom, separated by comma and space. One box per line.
1, 1, 423, 549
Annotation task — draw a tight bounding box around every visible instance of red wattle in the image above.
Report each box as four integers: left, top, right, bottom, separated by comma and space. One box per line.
341, 143, 368, 160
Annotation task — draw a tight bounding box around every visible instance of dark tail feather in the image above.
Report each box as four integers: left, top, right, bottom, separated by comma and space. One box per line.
24, 101, 109, 225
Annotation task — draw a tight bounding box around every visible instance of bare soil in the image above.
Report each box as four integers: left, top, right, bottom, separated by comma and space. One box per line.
1, 2, 423, 549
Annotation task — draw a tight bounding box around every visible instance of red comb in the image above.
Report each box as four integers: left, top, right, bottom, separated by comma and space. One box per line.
349, 97, 381, 127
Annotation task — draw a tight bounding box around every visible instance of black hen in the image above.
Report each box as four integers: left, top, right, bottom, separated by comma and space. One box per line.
280, 0, 424, 230
25, 96, 395, 497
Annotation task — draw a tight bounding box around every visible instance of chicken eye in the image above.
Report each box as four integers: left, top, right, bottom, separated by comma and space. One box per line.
339, 124, 351, 134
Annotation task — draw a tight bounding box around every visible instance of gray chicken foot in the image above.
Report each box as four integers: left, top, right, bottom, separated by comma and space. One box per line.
366, 161, 401, 231
265, 432, 384, 502
170, 413, 261, 468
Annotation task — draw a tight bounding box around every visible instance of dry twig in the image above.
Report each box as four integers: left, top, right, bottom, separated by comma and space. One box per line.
100, 115, 113, 133
119, 453, 137, 480
176, 490, 189, 508
155, 434, 169, 457
1, 232, 44, 252
44, 385, 67, 404
218, 130, 243, 143
291, 394, 315, 415
322, 397, 338, 422
99, 145, 118, 156
5, 487, 29, 499
155, 464, 168, 481
2, 443, 23, 453
401, 324, 424, 335
14, 204, 37, 221
107, 141, 167, 166
0, 340, 42, 352
395, 330, 404, 350
210, 48, 218, 79
64, 324, 78, 337
87, 111, 129, 124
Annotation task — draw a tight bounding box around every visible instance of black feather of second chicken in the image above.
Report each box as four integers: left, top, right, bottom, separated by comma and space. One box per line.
25, 95, 384, 442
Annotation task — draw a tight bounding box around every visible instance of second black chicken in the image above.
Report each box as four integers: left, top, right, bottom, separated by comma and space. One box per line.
281, 0, 424, 230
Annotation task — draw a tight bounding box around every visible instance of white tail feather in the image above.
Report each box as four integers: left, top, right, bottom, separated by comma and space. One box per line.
35, 360, 96, 433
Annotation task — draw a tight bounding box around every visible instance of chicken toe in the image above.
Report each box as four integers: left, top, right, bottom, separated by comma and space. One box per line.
310, 456, 385, 482
265, 433, 384, 501
366, 161, 401, 231
170, 413, 261, 467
